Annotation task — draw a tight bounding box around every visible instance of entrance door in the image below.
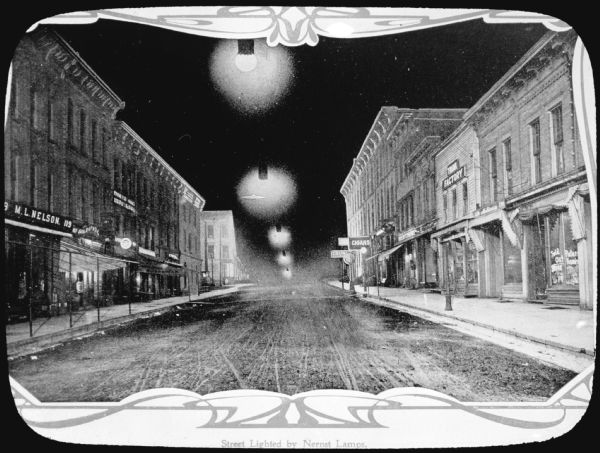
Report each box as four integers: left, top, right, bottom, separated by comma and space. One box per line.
527, 216, 548, 301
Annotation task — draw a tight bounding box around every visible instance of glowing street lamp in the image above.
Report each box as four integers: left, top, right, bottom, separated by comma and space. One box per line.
235, 39, 258, 72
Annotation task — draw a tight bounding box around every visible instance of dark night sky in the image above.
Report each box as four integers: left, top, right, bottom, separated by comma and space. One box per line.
23, 17, 549, 276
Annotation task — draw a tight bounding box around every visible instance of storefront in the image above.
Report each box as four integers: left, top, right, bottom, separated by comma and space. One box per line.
4, 201, 74, 320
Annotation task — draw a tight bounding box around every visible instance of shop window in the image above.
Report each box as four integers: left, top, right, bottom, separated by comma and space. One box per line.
502, 232, 522, 284
548, 211, 578, 287
550, 104, 564, 175
466, 240, 478, 284
530, 118, 542, 184
488, 147, 498, 202
503, 138, 513, 195
452, 240, 465, 286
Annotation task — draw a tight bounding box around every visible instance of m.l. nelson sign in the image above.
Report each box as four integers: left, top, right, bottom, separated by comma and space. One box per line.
4, 200, 74, 234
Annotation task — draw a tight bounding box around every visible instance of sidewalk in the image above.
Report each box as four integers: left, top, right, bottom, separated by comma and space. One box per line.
327, 281, 596, 357
6, 284, 252, 357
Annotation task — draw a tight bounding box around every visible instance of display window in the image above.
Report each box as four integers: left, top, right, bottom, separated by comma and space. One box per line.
502, 232, 522, 284
548, 211, 578, 287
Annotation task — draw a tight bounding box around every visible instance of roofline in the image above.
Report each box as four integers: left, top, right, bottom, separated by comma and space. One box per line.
47, 28, 125, 109
464, 31, 557, 121
118, 121, 206, 206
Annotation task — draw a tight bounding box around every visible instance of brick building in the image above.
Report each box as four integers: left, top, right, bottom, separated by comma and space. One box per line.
4, 27, 207, 318
179, 183, 206, 295
462, 29, 592, 309
340, 108, 465, 288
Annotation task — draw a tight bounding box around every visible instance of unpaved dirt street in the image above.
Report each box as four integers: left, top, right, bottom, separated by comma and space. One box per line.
9, 283, 576, 402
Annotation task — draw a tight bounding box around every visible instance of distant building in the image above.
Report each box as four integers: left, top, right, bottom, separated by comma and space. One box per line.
178, 186, 206, 295
198, 211, 240, 285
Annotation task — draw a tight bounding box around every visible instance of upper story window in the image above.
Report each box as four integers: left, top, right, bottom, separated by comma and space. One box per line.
207, 224, 214, 239
462, 181, 468, 216
79, 110, 87, 153
101, 128, 107, 166
67, 98, 74, 145
451, 188, 457, 220
550, 104, 564, 175
442, 193, 448, 222
221, 224, 228, 238
30, 88, 42, 130
503, 138, 513, 196
47, 99, 57, 142
91, 120, 98, 162
222, 245, 229, 259
488, 147, 498, 203
530, 118, 542, 184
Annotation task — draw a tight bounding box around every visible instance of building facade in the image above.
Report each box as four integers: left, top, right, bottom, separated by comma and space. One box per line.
4, 27, 207, 319
179, 184, 206, 295
462, 29, 592, 309
340, 107, 465, 288
431, 124, 482, 296
198, 211, 239, 286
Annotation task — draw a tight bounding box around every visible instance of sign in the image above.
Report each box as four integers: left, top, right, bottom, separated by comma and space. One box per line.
338, 237, 349, 247
113, 190, 137, 214
343, 253, 355, 265
442, 161, 466, 190
72, 222, 100, 239
168, 253, 179, 261
330, 250, 347, 259
138, 246, 156, 257
4, 200, 74, 234
75, 281, 84, 294
348, 236, 371, 250
120, 237, 132, 250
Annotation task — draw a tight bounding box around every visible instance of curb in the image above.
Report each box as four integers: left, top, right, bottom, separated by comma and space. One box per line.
7, 286, 243, 359
326, 282, 595, 358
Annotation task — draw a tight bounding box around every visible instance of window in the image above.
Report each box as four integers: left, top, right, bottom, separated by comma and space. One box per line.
451, 188, 457, 220
488, 147, 498, 202
221, 225, 228, 238
30, 88, 42, 130
503, 138, 513, 195
208, 245, 215, 259
503, 232, 522, 284
101, 128, 107, 165
47, 99, 56, 141
80, 176, 86, 221
113, 159, 120, 191
11, 79, 21, 119
551, 104, 564, 175
462, 181, 468, 216
222, 246, 229, 259
67, 99, 74, 145
48, 173, 55, 211
31, 165, 40, 206
207, 224, 214, 239
530, 119, 542, 183
79, 110, 86, 153
67, 169, 75, 216
150, 226, 155, 249
188, 232, 192, 252
443, 193, 448, 222
91, 120, 97, 161
548, 212, 578, 287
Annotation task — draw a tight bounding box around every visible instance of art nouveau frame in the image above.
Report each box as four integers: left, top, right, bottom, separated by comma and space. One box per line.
7, 6, 596, 448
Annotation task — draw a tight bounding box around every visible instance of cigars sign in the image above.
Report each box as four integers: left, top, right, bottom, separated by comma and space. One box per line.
4, 200, 74, 234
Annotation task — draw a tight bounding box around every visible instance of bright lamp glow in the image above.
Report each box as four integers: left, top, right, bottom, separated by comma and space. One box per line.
235, 54, 258, 72
237, 167, 297, 219
268, 226, 291, 249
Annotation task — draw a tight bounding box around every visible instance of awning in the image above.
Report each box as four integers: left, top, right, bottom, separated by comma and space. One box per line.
58, 241, 135, 274
366, 243, 403, 261
431, 219, 469, 240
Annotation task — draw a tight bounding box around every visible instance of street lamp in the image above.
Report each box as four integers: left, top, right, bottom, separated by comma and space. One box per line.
360, 246, 368, 297
235, 39, 258, 72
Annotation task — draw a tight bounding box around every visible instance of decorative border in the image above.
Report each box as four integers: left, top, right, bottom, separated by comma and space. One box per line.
9, 6, 597, 448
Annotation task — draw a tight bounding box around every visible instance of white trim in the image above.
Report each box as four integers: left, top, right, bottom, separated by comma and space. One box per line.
4, 218, 73, 238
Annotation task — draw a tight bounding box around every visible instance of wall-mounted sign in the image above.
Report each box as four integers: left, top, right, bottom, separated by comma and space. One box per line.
113, 190, 137, 214
442, 161, 466, 190
182, 187, 204, 209
72, 223, 100, 239
120, 237, 132, 250
338, 237, 349, 247
4, 200, 74, 234
168, 253, 179, 261
348, 236, 371, 250
330, 250, 347, 259
138, 246, 156, 257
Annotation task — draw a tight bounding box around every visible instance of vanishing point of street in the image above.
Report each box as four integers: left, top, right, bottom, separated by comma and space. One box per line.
9, 283, 576, 403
